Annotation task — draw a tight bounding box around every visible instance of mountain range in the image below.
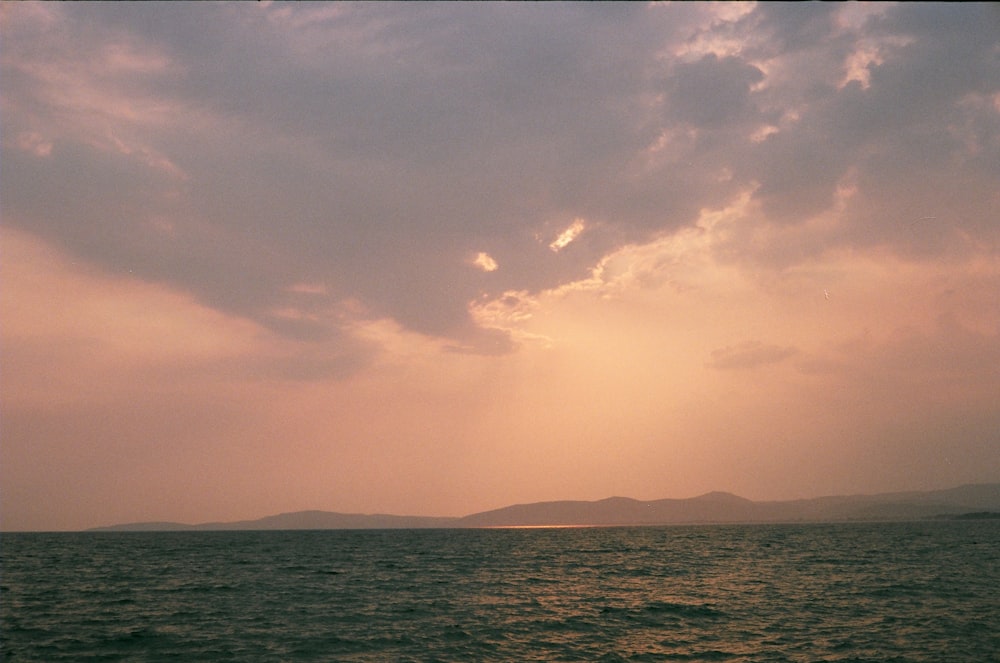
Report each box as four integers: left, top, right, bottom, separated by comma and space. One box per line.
88, 483, 1000, 531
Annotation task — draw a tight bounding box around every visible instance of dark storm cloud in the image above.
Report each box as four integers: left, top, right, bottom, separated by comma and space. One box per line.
666, 54, 764, 129
2, 2, 688, 341
738, 3, 999, 248
3, 2, 997, 363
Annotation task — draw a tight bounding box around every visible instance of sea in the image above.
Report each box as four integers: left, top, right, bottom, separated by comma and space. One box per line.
2, 521, 998, 662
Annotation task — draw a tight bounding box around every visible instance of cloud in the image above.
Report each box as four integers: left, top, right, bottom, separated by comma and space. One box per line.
471, 252, 499, 272
665, 54, 764, 129
708, 342, 798, 371
0, 227, 381, 389
3, 2, 996, 367
287, 282, 328, 295
549, 218, 586, 252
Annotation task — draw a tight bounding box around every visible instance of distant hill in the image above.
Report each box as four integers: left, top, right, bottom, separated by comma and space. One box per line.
87, 483, 1000, 531
89, 511, 456, 532
455, 491, 760, 527
456, 484, 1000, 527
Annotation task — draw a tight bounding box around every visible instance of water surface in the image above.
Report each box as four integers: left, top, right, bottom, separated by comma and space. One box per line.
3, 521, 998, 661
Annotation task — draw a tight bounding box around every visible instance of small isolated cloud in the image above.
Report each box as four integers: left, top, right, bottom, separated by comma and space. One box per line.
471, 252, 498, 272
287, 282, 328, 295
549, 219, 586, 252
708, 341, 797, 370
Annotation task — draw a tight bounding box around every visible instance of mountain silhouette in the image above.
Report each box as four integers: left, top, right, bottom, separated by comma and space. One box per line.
88, 483, 1000, 532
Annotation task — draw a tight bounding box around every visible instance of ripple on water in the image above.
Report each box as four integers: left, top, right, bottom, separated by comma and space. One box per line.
3, 522, 999, 661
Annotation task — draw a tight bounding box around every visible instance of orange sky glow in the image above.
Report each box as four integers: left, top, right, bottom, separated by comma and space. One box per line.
2, 2, 998, 530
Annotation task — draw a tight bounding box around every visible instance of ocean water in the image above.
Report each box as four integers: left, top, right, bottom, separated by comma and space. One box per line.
2, 522, 998, 661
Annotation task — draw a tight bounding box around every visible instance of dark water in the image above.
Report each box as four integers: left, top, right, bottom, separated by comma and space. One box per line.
2, 522, 998, 661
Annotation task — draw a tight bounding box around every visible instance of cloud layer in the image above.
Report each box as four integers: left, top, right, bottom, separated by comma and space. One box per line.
2, 3, 998, 530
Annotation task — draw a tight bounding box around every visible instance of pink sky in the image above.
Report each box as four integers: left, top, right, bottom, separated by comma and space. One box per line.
2, 3, 998, 530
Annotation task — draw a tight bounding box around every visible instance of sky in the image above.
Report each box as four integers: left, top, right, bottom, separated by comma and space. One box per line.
2, 2, 999, 531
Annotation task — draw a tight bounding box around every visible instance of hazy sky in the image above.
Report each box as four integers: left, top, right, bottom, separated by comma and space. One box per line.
3, 2, 999, 531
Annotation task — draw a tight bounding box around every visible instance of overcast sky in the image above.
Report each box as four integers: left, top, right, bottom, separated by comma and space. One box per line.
3, 2, 999, 531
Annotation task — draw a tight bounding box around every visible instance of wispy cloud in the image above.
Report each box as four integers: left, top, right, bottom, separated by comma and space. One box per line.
708, 342, 798, 371
549, 219, 586, 252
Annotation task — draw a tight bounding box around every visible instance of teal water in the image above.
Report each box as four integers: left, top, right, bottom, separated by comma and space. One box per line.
2, 522, 998, 661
